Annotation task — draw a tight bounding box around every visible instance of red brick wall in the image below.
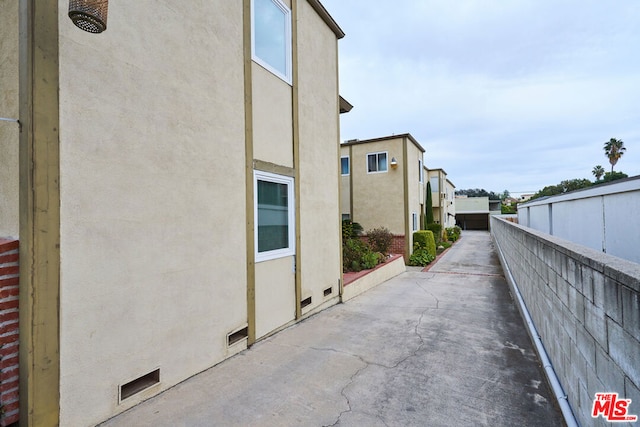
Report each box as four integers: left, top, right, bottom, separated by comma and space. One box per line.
360, 234, 407, 261
0, 239, 19, 426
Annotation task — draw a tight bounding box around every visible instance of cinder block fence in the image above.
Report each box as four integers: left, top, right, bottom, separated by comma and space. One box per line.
0, 239, 19, 426
491, 217, 640, 427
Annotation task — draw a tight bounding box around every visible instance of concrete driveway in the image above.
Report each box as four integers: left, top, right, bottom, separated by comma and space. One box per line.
101, 231, 563, 427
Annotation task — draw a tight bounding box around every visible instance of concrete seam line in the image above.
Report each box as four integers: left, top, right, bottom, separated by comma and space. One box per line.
492, 231, 580, 427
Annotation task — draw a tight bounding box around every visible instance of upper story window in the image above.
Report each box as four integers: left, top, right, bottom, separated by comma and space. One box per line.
341, 157, 350, 175
367, 152, 388, 173
419, 160, 424, 183
430, 176, 439, 191
252, 0, 292, 84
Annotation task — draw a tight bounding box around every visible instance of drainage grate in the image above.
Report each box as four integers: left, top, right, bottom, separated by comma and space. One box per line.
120, 368, 160, 401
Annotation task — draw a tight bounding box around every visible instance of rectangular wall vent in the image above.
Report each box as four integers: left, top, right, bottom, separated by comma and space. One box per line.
300, 296, 312, 309
227, 326, 248, 346
323, 287, 332, 297
120, 368, 160, 401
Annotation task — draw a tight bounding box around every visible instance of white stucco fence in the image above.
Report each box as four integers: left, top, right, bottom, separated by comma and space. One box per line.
517, 176, 640, 264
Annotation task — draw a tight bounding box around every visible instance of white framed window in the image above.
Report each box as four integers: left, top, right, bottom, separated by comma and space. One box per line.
430, 176, 439, 191
412, 212, 418, 231
251, 0, 292, 84
341, 156, 350, 175
367, 152, 388, 173
419, 159, 423, 183
254, 170, 295, 262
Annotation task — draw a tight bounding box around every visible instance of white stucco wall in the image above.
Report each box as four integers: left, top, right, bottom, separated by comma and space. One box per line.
349, 138, 405, 235
0, 0, 19, 238
405, 141, 424, 249
252, 65, 294, 168
518, 176, 640, 264
57, 2, 247, 425
455, 196, 489, 213
297, 0, 341, 309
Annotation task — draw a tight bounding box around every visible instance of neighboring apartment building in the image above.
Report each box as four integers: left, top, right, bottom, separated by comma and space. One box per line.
426, 168, 456, 229
340, 134, 425, 258
455, 196, 502, 230
0, 1, 345, 425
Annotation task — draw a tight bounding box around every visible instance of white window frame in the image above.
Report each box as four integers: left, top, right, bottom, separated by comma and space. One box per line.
251, 0, 292, 84
412, 212, 418, 231
254, 170, 295, 262
366, 151, 388, 174
419, 159, 424, 183
341, 156, 350, 176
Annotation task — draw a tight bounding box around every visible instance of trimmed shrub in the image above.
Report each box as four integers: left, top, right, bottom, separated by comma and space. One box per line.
413, 230, 436, 258
366, 227, 393, 255
426, 223, 443, 242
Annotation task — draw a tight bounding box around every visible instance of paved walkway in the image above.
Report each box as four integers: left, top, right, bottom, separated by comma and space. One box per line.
102, 231, 563, 427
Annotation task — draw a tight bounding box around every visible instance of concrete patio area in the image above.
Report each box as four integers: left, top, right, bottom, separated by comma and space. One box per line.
100, 231, 564, 427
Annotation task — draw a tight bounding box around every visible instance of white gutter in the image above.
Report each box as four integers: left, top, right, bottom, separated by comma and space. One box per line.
493, 235, 580, 427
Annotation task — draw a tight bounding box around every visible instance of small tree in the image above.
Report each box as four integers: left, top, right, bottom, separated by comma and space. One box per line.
604, 138, 626, 173
425, 181, 434, 225
592, 165, 605, 181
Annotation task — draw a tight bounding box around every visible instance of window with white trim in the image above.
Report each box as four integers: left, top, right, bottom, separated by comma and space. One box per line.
254, 171, 295, 262
412, 212, 418, 231
251, 0, 292, 84
341, 156, 350, 175
419, 159, 423, 183
367, 152, 388, 173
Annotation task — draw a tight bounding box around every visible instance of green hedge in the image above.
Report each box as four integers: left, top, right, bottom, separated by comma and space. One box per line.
413, 230, 436, 257
426, 223, 442, 241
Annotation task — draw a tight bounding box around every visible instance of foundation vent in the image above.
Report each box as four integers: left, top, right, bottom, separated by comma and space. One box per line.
323, 287, 332, 297
300, 296, 312, 309
120, 368, 160, 401
227, 326, 248, 346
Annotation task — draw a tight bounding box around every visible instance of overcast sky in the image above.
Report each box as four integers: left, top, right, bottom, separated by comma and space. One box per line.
322, 0, 640, 195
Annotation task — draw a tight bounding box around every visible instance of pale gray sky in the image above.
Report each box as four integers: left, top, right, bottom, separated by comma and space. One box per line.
322, 0, 640, 195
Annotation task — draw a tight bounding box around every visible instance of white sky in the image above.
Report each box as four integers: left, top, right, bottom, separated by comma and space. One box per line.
322, 0, 640, 195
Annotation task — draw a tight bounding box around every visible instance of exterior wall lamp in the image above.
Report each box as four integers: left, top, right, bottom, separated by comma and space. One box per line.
390, 157, 398, 169
68, 0, 109, 33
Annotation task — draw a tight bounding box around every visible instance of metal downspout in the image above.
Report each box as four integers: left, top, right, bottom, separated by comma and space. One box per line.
493, 232, 580, 427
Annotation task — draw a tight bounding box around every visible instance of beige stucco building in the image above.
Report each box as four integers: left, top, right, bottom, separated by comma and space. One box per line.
0, 1, 345, 425
455, 196, 502, 230
340, 134, 425, 258
426, 168, 456, 229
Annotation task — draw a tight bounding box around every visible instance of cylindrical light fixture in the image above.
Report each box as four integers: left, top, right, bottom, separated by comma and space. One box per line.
68, 0, 109, 33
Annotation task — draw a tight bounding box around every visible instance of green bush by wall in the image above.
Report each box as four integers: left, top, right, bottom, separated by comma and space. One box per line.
413, 230, 436, 257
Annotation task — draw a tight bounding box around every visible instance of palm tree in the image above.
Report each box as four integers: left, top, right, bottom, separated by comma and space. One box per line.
603, 138, 626, 173
592, 165, 605, 181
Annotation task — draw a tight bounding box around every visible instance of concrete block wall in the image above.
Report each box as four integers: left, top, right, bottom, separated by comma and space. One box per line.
0, 239, 19, 426
491, 217, 640, 427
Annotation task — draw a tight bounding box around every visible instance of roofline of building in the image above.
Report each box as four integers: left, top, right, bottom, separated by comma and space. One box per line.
446, 178, 455, 188
339, 96, 353, 113
308, 0, 345, 39
426, 167, 448, 176
341, 133, 425, 153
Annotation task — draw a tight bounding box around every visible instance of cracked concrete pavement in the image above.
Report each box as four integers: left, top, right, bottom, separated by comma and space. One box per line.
101, 231, 564, 427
